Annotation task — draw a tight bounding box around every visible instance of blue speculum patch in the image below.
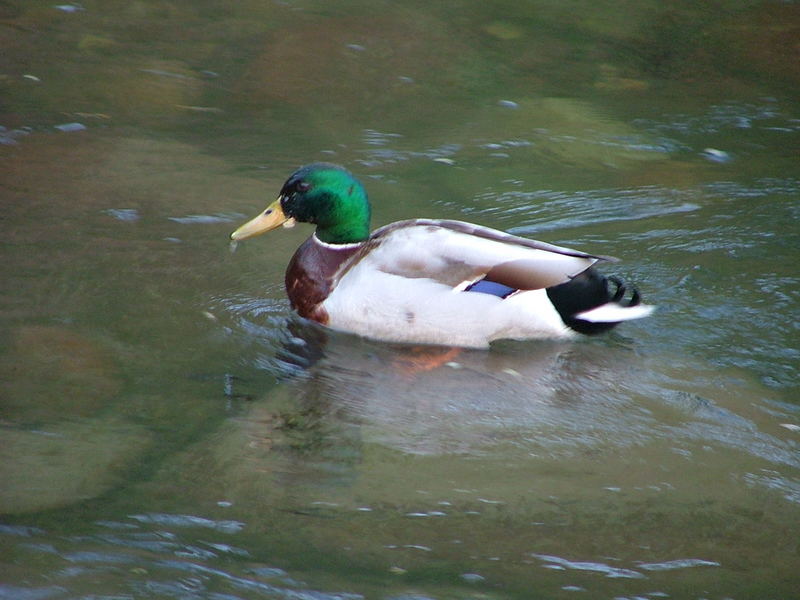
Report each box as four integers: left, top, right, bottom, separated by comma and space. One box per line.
464, 279, 517, 298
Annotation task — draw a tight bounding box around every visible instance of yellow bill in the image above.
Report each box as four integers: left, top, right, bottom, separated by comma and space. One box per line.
230, 198, 296, 241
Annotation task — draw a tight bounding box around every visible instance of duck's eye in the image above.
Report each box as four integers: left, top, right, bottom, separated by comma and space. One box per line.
296, 181, 311, 192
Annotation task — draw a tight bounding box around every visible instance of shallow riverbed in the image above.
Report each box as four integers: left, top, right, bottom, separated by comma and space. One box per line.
1, 1, 799, 599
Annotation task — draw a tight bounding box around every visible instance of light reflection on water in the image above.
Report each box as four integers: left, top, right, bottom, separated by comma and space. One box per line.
475, 185, 701, 233
1, 518, 363, 600
633, 99, 799, 137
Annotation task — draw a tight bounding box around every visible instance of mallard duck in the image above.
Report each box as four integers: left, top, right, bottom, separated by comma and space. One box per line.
231, 163, 653, 348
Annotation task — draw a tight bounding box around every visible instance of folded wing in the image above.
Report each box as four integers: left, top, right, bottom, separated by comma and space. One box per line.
346, 219, 604, 291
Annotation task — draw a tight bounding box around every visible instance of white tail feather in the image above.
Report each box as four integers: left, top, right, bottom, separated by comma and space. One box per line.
575, 303, 655, 323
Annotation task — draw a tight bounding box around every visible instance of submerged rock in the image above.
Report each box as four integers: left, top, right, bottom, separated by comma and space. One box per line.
0, 416, 153, 514
1, 325, 122, 423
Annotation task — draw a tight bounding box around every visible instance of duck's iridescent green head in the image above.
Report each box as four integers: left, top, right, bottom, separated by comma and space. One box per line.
231, 163, 371, 245
280, 163, 371, 243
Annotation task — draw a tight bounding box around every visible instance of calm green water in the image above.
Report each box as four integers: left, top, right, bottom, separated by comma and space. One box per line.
2, 1, 799, 599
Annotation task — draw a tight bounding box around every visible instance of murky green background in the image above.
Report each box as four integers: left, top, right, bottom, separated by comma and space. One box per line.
2, 1, 799, 599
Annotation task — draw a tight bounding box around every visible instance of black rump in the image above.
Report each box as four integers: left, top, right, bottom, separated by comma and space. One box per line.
546, 269, 641, 335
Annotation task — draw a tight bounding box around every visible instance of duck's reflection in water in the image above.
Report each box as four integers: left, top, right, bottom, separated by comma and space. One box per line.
250, 317, 650, 458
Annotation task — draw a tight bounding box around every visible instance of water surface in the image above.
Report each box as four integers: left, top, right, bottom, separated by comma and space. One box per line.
1, 1, 799, 599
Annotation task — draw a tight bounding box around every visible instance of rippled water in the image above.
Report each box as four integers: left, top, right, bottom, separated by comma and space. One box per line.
2, 1, 799, 599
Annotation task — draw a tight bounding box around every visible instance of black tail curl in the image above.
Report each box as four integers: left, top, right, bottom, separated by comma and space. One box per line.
607, 276, 642, 307
546, 269, 644, 335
